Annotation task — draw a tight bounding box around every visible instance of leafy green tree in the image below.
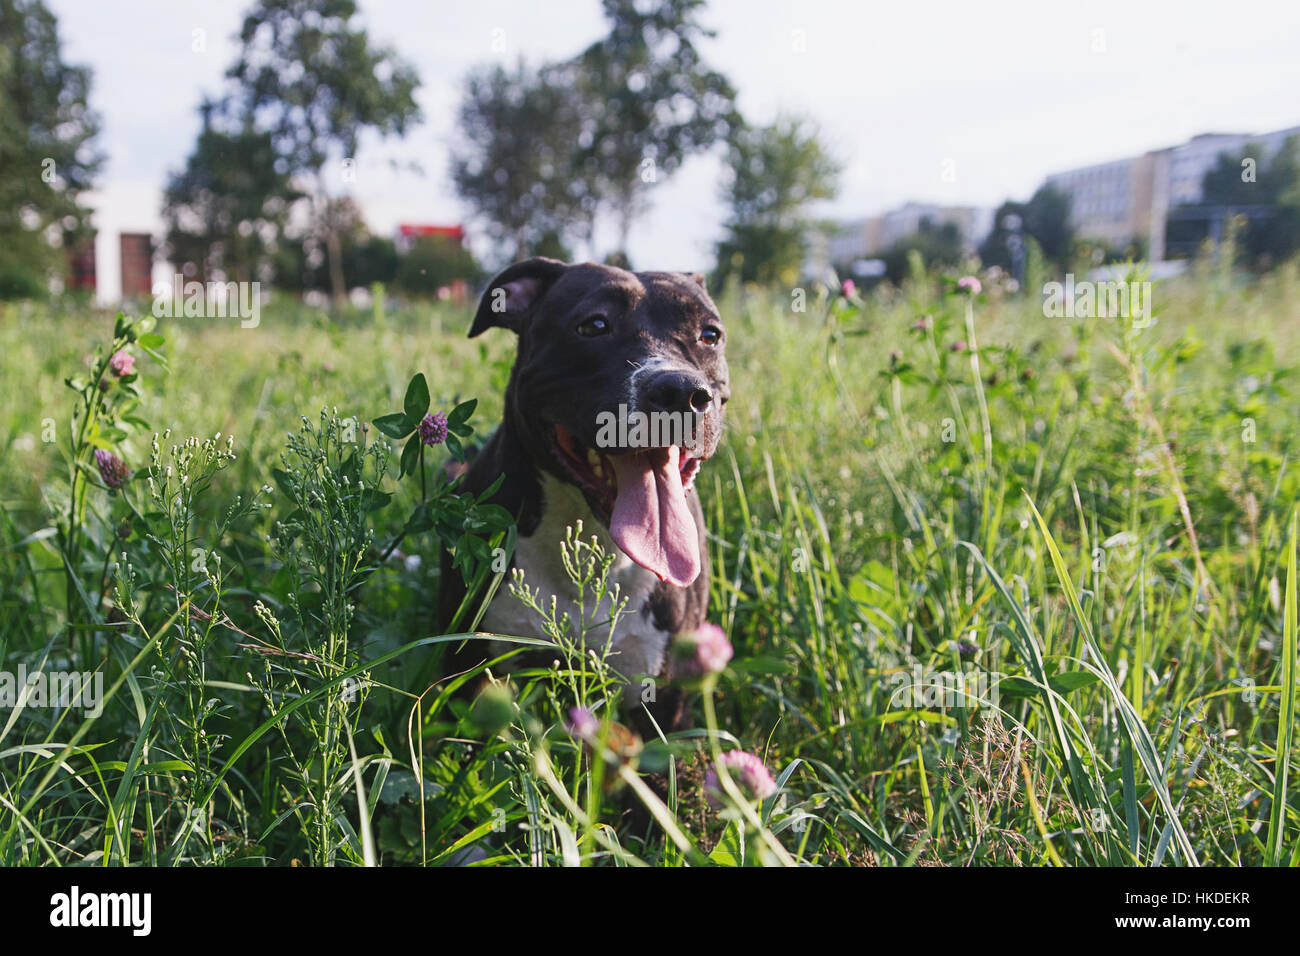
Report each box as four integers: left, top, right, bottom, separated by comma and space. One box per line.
226, 0, 420, 306
451, 60, 593, 261
980, 184, 1073, 270
274, 233, 397, 294
1261, 136, 1300, 264
713, 116, 840, 285
0, 0, 102, 298
345, 235, 399, 290
1185, 136, 1300, 267
271, 195, 391, 293
1199, 142, 1267, 206
161, 101, 299, 284
396, 235, 481, 297
979, 201, 1027, 271
533, 229, 573, 263
1023, 184, 1073, 263
880, 219, 964, 285
573, 0, 739, 259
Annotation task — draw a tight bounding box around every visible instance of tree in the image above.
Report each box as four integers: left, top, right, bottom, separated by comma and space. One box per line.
980, 184, 1073, 269
281, 194, 377, 292
0, 0, 102, 298
1199, 143, 1267, 206
1022, 184, 1073, 263
1179, 136, 1300, 267
345, 234, 398, 290
161, 101, 299, 284
396, 234, 480, 297
451, 60, 594, 261
713, 116, 840, 285
880, 219, 963, 285
1260, 136, 1300, 265
573, 0, 739, 259
978, 200, 1027, 271
274, 225, 399, 294
226, 0, 420, 306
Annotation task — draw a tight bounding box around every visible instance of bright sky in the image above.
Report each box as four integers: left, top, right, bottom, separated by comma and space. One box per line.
49, 0, 1300, 301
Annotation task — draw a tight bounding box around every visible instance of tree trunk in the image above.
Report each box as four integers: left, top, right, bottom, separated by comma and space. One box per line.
617, 206, 632, 266
327, 225, 345, 311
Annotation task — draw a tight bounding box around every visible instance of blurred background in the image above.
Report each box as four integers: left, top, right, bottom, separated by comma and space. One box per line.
4, 0, 1300, 305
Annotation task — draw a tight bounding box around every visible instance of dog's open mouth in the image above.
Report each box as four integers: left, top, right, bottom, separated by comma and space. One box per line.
552, 424, 703, 587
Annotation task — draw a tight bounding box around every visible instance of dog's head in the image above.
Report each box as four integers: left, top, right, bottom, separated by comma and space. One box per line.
470, 257, 730, 588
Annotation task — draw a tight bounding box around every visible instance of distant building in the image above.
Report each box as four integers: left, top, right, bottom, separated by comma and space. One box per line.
1043, 124, 1300, 260
65, 233, 97, 293
878, 203, 992, 254
395, 224, 465, 253
825, 217, 879, 267
119, 233, 154, 300
1045, 156, 1148, 252
823, 203, 994, 270
816, 123, 1300, 278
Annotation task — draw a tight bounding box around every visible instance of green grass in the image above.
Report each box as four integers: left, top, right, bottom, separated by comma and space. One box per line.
1, 257, 1298, 866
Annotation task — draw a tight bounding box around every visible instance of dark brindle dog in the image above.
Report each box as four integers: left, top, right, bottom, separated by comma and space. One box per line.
438, 257, 729, 733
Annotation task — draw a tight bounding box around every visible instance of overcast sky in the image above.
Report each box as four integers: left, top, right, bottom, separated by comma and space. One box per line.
48, 0, 1300, 301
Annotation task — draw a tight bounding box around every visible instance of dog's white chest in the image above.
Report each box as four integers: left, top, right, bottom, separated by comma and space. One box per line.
479, 476, 673, 678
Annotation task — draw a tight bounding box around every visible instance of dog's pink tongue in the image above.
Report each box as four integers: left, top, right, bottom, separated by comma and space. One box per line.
610, 446, 700, 587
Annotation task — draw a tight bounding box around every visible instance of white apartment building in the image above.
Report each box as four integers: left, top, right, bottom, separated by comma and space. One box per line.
1045, 156, 1146, 250
1046, 125, 1300, 260
815, 124, 1300, 277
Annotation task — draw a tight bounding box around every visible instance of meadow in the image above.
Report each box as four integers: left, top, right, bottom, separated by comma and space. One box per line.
1, 254, 1298, 866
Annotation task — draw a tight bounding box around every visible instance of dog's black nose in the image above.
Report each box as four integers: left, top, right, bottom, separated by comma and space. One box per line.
642, 370, 714, 415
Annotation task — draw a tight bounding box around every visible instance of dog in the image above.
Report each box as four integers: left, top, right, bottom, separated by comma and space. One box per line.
438, 257, 730, 734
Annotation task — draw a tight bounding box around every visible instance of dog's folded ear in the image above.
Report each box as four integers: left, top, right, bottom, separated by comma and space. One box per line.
469, 257, 568, 337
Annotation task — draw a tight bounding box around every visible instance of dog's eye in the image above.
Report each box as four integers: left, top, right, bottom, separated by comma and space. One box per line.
576, 315, 610, 337
700, 325, 722, 346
